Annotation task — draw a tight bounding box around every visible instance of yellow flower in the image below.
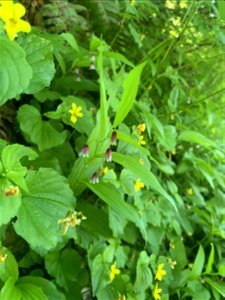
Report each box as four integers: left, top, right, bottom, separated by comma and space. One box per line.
137, 123, 146, 135
187, 188, 193, 195
138, 135, 146, 146
153, 282, 162, 300
0, 253, 7, 264
180, 0, 188, 9
171, 17, 181, 27
0, 0, 31, 40
69, 103, 83, 124
155, 263, 167, 281
168, 258, 177, 269
165, 0, 176, 9
110, 262, 120, 281
134, 178, 144, 192
57, 211, 86, 235
4, 185, 20, 196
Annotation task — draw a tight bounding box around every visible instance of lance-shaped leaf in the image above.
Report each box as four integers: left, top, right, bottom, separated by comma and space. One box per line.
113, 61, 146, 127
113, 152, 176, 209
86, 182, 141, 226
14, 168, 75, 254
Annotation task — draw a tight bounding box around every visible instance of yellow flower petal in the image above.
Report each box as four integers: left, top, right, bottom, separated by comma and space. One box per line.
0, 1, 14, 21
134, 179, 144, 192
155, 263, 167, 281
14, 3, 26, 19
71, 115, 77, 124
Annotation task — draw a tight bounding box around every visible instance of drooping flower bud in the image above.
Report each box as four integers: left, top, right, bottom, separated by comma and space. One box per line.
111, 131, 117, 146
105, 148, 112, 162
79, 145, 89, 158
90, 172, 99, 184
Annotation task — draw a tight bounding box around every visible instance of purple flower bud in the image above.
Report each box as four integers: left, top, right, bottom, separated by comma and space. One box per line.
111, 131, 117, 146
79, 145, 89, 158
105, 148, 112, 162
90, 172, 99, 184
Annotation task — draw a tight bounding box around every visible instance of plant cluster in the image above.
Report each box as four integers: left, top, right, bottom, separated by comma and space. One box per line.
0, 0, 225, 299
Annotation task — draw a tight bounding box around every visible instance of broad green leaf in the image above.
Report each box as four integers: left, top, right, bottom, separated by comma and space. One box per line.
186, 280, 211, 300
17, 276, 66, 300
178, 130, 218, 150
90, 254, 110, 295
15, 282, 48, 300
0, 180, 21, 226
96, 286, 119, 300
0, 37, 32, 106
205, 278, 225, 297
17, 105, 67, 152
1, 144, 37, 191
189, 244, 205, 279
0, 276, 21, 300
113, 62, 147, 127
0, 139, 7, 155
86, 182, 140, 226
157, 125, 177, 152
112, 152, 176, 209
134, 251, 152, 293
59, 96, 94, 135
0, 249, 19, 283
205, 243, 215, 274
45, 249, 82, 291
1, 144, 37, 172
20, 34, 55, 94
14, 168, 75, 253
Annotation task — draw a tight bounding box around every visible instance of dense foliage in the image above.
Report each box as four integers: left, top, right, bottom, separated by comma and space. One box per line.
0, 0, 225, 299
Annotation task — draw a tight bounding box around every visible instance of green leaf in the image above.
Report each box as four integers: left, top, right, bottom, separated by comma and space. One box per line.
16, 276, 66, 300
45, 248, 82, 291
116, 130, 149, 155
86, 181, 140, 226
178, 130, 218, 150
0, 276, 21, 300
1, 144, 37, 191
217, 0, 225, 20
103, 51, 134, 67
189, 244, 205, 279
90, 254, 110, 295
0, 249, 19, 283
77, 203, 112, 238
205, 278, 225, 297
113, 62, 147, 127
0, 181, 21, 226
97, 44, 111, 140
205, 243, 215, 274
20, 34, 55, 94
0, 37, 32, 106
17, 105, 67, 152
134, 251, 152, 293
15, 282, 48, 300
61, 32, 79, 52
13, 168, 75, 253
112, 152, 176, 209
